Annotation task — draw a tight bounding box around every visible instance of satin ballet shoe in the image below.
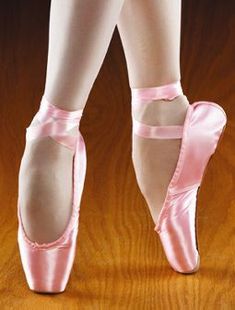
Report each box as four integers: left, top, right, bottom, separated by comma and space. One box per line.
131, 81, 227, 274
17, 95, 87, 293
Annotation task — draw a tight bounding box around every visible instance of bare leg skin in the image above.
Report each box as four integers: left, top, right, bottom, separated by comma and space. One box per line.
117, 0, 190, 224
18, 0, 125, 243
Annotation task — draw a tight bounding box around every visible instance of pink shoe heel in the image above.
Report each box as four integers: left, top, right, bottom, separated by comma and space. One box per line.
131, 81, 227, 274
17, 95, 87, 293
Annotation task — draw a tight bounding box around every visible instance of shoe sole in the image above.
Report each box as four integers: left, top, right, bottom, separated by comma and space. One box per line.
178, 122, 227, 274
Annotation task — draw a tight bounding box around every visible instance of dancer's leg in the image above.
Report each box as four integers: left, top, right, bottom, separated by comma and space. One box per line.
117, 0, 189, 223
18, 0, 125, 243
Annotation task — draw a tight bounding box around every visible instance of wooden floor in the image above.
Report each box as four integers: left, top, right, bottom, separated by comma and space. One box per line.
0, 1, 234, 309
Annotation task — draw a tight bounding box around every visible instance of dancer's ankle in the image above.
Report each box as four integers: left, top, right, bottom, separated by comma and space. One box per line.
132, 94, 190, 126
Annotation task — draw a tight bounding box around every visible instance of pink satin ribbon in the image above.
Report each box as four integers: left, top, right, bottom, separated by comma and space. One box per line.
26, 95, 83, 151
131, 80, 183, 102
132, 119, 184, 139
131, 81, 184, 139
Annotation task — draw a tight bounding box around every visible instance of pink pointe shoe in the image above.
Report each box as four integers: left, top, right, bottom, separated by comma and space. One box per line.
131, 81, 227, 274
17, 95, 87, 293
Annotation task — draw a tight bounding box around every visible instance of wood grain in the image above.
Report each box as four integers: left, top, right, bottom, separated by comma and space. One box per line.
0, 0, 234, 309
